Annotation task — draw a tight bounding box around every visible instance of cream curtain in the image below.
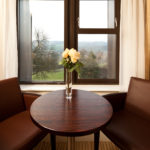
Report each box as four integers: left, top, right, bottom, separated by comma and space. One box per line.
0, 0, 18, 80
120, 0, 145, 91
145, 0, 150, 80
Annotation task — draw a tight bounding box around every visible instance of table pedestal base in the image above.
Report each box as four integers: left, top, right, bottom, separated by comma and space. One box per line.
50, 134, 56, 150
50, 132, 100, 150
67, 137, 75, 150
94, 131, 100, 150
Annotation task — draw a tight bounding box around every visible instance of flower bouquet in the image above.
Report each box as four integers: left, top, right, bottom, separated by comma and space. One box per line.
60, 48, 83, 99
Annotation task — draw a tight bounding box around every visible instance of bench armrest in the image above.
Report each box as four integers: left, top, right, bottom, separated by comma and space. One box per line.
103, 92, 127, 112
22, 93, 40, 110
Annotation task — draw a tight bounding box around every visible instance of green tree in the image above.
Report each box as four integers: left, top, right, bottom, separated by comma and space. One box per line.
79, 50, 107, 79
32, 29, 59, 79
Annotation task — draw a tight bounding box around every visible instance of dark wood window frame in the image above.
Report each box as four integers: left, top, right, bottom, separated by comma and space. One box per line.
18, 0, 120, 85
72, 0, 121, 84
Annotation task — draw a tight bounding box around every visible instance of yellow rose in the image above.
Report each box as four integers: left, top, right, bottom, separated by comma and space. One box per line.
68, 48, 76, 57
65, 48, 70, 52
74, 51, 80, 60
71, 57, 77, 63
62, 48, 69, 58
68, 48, 80, 60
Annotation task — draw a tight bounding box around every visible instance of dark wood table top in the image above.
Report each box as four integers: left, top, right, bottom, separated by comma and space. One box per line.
30, 90, 113, 136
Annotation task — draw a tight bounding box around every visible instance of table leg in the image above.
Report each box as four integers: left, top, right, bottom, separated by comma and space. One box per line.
67, 137, 75, 150
94, 131, 100, 150
50, 134, 56, 150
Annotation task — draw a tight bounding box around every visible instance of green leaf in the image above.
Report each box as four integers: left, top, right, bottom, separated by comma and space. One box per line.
59, 58, 84, 73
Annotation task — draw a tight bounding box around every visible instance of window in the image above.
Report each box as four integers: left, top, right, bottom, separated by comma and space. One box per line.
18, 0, 120, 84
18, 0, 64, 83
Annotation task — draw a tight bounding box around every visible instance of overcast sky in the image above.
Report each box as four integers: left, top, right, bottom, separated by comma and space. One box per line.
30, 1, 109, 42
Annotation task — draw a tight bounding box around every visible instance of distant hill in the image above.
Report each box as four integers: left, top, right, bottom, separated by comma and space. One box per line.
32, 40, 107, 52
78, 41, 107, 52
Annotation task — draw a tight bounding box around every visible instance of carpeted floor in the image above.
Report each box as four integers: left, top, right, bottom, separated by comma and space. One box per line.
34, 141, 120, 150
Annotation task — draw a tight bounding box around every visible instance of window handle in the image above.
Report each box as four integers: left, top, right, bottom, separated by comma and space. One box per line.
115, 17, 118, 28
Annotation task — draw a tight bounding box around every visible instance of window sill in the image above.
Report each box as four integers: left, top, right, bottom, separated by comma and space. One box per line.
20, 84, 121, 92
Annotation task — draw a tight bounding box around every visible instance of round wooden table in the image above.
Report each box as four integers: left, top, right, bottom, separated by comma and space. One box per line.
30, 90, 113, 150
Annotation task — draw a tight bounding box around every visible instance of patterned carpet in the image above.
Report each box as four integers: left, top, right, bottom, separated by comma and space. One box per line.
34, 141, 119, 150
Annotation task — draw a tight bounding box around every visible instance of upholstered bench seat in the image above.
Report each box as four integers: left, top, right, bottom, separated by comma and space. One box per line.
0, 78, 47, 150
102, 77, 150, 150
103, 109, 150, 150
0, 111, 45, 150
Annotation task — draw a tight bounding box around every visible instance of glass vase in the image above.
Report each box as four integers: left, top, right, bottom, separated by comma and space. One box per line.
66, 69, 72, 100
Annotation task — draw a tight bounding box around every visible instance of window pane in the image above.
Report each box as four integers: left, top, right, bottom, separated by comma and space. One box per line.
79, 0, 115, 28
78, 34, 116, 79
19, 0, 64, 82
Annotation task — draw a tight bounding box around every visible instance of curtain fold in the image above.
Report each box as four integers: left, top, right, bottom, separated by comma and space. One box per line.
0, 0, 18, 80
120, 0, 145, 91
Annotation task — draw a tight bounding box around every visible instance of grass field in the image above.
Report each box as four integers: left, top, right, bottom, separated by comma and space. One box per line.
32, 69, 64, 81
